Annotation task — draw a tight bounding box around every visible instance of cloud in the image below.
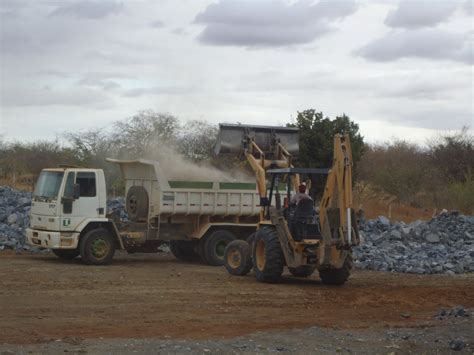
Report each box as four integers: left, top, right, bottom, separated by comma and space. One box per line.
77, 77, 121, 91
122, 85, 194, 97
172, 27, 188, 36
2, 86, 114, 108
377, 106, 472, 131
465, 0, 473, 15
194, 0, 358, 47
50, 1, 123, 19
150, 20, 165, 28
356, 29, 473, 64
384, 0, 462, 29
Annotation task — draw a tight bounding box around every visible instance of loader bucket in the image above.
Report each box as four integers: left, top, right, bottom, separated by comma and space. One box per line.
214, 123, 299, 156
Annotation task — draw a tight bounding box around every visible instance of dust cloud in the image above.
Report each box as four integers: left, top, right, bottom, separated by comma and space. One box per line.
143, 145, 253, 182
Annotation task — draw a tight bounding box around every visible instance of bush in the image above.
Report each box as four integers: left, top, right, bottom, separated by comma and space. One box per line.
357, 129, 474, 214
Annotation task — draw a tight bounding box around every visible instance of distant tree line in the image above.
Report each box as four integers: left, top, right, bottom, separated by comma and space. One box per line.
0, 109, 472, 214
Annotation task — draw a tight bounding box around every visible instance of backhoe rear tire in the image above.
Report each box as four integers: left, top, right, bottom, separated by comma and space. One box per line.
80, 228, 115, 265
170, 240, 198, 262
204, 230, 236, 266
224, 240, 252, 276
319, 257, 352, 285
253, 227, 284, 283
53, 249, 80, 260
289, 265, 316, 278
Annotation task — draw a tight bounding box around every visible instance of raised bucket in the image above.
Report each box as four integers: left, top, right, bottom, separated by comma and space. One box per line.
214, 123, 299, 156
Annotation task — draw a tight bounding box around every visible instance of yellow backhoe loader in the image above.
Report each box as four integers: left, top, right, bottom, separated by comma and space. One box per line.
214, 123, 360, 285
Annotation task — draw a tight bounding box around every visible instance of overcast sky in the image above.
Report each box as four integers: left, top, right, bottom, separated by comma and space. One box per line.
0, 0, 472, 144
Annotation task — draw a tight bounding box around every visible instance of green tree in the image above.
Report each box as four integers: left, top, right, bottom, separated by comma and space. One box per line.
113, 110, 179, 157
288, 109, 365, 169
287, 109, 365, 197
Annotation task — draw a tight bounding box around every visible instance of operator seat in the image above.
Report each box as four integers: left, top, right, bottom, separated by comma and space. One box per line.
290, 198, 317, 241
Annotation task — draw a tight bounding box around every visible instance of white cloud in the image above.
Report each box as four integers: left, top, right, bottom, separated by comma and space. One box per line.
50, 1, 124, 19
195, 0, 358, 47
356, 28, 473, 64
384, 0, 462, 29
2, 86, 114, 108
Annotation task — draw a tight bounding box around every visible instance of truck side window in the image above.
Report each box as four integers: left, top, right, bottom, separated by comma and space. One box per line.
77, 172, 96, 197
63, 172, 75, 197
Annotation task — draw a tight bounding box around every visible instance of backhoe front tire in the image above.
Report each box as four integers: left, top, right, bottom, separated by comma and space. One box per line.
319, 257, 352, 285
52, 249, 80, 260
80, 228, 115, 265
204, 230, 236, 266
253, 227, 284, 283
224, 240, 252, 276
289, 265, 316, 278
170, 240, 198, 262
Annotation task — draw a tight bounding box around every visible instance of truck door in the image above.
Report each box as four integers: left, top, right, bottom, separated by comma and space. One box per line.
61, 171, 100, 231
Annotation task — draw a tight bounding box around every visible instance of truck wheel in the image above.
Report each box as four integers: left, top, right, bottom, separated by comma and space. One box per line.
204, 230, 236, 266
253, 227, 284, 283
319, 257, 352, 285
52, 249, 80, 260
170, 240, 198, 262
224, 240, 252, 276
80, 228, 115, 265
288, 265, 316, 278
126, 186, 149, 222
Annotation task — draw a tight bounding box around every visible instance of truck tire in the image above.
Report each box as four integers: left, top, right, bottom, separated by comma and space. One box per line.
170, 240, 198, 262
224, 240, 252, 276
204, 230, 236, 266
126, 186, 149, 222
288, 265, 316, 278
319, 257, 352, 285
52, 249, 80, 260
80, 228, 115, 265
253, 227, 284, 283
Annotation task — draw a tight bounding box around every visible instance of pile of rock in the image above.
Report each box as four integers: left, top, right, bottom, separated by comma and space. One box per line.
106, 197, 129, 222
354, 211, 474, 274
0, 186, 32, 250
435, 305, 471, 320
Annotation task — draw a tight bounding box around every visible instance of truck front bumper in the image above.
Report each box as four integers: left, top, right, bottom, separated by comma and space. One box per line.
26, 228, 80, 249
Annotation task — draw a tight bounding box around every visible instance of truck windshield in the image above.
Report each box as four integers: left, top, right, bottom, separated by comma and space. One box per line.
34, 171, 64, 199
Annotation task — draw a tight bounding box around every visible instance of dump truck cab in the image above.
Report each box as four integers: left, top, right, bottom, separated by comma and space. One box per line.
26, 167, 122, 263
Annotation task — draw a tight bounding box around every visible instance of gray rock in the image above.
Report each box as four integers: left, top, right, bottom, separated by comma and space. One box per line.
449, 339, 465, 351
426, 233, 440, 243
465, 231, 474, 240
7, 213, 18, 225
377, 216, 390, 226
389, 230, 402, 240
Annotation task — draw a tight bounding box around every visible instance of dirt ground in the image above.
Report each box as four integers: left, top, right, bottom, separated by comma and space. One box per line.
0, 250, 473, 353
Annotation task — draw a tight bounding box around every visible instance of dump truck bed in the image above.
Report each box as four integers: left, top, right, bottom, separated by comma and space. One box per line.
107, 158, 260, 217
160, 180, 259, 216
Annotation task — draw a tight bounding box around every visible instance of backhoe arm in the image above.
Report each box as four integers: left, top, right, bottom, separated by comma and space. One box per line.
319, 134, 357, 247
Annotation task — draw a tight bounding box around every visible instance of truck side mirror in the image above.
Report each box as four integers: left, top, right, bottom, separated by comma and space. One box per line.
73, 184, 80, 200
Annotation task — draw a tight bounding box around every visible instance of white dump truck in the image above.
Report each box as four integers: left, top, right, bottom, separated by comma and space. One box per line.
26, 159, 261, 265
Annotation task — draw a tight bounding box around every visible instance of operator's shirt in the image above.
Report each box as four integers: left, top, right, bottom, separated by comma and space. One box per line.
290, 192, 312, 205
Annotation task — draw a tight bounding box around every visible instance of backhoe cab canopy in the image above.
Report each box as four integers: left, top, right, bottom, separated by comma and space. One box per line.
265, 167, 330, 208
